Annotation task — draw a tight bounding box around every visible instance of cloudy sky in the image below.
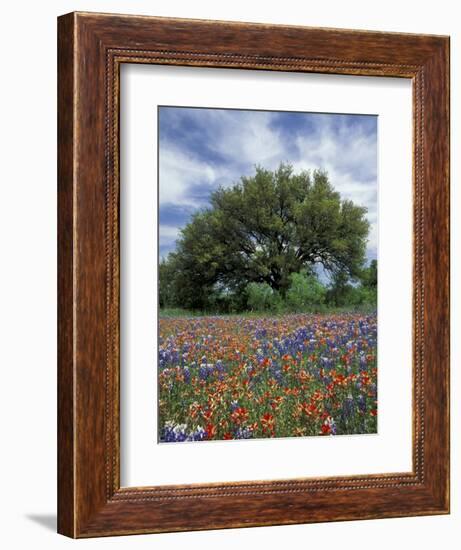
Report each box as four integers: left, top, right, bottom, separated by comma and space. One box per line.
158, 106, 377, 263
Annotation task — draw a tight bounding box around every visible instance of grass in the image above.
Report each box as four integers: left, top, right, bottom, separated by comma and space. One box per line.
159, 304, 377, 318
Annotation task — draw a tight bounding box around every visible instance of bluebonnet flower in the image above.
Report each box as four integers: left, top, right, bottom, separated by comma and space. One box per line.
234, 427, 253, 439
357, 394, 367, 413
329, 418, 337, 435
199, 363, 208, 380
187, 426, 206, 441
160, 422, 207, 442
160, 422, 188, 442
183, 366, 191, 384
342, 394, 355, 418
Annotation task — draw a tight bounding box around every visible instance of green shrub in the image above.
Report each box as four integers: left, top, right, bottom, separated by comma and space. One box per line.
326, 277, 377, 310
246, 282, 280, 312
286, 272, 326, 312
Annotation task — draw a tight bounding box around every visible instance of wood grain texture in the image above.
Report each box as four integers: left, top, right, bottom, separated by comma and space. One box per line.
57, 12, 75, 538
57, 12, 450, 538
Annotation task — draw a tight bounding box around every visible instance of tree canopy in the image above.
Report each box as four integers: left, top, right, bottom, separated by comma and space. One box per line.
160, 163, 371, 310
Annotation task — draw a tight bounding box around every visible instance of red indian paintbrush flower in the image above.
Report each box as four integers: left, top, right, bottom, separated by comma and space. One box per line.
231, 407, 249, 424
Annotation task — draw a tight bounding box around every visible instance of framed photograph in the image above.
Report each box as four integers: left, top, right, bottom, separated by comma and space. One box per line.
58, 12, 450, 537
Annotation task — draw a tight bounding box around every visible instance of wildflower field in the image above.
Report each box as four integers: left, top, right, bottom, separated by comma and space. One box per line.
158, 313, 377, 443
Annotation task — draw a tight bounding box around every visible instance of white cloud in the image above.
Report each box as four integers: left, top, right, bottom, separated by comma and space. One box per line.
204, 110, 284, 168
159, 145, 218, 207
159, 224, 180, 248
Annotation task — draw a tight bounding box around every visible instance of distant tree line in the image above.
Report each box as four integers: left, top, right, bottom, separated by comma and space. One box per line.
159, 164, 377, 313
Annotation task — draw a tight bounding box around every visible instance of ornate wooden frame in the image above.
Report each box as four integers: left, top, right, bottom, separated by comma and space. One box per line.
57, 12, 450, 537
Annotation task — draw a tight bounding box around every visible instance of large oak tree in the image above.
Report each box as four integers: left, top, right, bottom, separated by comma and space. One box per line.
162, 164, 369, 309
